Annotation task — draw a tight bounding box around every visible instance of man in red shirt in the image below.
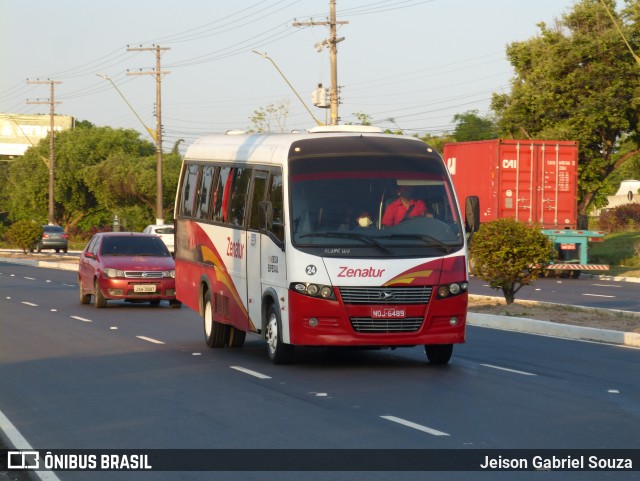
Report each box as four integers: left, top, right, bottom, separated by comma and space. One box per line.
382, 185, 428, 227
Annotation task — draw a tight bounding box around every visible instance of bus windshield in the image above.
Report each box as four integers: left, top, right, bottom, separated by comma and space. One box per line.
289, 153, 463, 257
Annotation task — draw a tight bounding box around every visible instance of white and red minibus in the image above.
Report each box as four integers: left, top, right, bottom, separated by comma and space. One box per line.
174, 126, 475, 364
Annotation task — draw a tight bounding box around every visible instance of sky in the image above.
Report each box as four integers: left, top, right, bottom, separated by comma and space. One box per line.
1, 0, 580, 151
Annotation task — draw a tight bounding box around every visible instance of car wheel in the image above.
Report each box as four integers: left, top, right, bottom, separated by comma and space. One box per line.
169, 300, 182, 309
63, 248, 68, 253
203, 291, 228, 347
78, 278, 91, 305
37, 246, 42, 253
149, 300, 161, 306
228, 326, 246, 348
94, 280, 107, 308
424, 344, 453, 365
266, 305, 293, 364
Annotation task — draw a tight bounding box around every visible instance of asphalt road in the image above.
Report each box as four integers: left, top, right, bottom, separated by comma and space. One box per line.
1, 263, 639, 480
469, 275, 640, 312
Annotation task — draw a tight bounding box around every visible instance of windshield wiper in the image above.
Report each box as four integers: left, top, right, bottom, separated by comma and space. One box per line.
299, 232, 392, 254
378, 234, 458, 254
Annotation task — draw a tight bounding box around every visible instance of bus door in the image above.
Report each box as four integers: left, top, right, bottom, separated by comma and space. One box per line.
246, 169, 286, 333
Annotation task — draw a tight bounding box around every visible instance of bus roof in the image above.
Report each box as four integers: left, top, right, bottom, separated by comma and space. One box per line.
184, 126, 429, 164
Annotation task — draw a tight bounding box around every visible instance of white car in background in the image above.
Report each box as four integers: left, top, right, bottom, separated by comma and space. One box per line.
143, 224, 175, 254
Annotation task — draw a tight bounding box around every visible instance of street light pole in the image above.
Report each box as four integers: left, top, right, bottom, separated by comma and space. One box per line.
96, 74, 156, 141
252, 51, 324, 127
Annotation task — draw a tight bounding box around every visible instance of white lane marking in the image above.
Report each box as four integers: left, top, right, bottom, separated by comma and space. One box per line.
608, 389, 620, 394
24, 277, 36, 280
381, 415, 449, 437
110, 326, 118, 330
136, 336, 165, 344
71, 316, 92, 323
591, 283, 621, 288
0, 407, 63, 481
582, 293, 616, 298
230, 366, 271, 379
481, 363, 537, 376
21, 302, 38, 307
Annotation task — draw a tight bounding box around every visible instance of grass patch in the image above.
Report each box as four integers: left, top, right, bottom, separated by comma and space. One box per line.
589, 231, 640, 268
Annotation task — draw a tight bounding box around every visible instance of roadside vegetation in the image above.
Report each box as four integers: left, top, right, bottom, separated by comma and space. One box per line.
1, 0, 640, 286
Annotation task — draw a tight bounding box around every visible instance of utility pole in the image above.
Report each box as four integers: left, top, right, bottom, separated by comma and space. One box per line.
27, 79, 62, 225
293, 0, 348, 126
127, 45, 171, 225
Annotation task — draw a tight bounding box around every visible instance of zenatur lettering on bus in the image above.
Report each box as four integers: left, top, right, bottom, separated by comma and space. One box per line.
337, 266, 385, 278
226, 237, 244, 259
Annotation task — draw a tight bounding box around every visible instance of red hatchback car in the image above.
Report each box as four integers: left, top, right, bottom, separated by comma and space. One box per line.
78, 232, 181, 308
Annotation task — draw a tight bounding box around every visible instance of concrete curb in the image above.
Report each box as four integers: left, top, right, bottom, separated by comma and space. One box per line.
468, 312, 640, 348
1, 253, 639, 348
0, 256, 78, 271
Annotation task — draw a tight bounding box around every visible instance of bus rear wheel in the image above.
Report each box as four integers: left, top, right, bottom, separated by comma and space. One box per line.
203, 292, 228, 348
266, 305, 293, 364
424, 344, 453, 365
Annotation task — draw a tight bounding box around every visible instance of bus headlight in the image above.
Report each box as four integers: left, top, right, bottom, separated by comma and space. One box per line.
290, 282, 336, 300
436, 281, 468, 299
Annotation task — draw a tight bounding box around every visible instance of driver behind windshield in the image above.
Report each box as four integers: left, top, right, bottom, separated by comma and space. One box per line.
381, 185, 428, 227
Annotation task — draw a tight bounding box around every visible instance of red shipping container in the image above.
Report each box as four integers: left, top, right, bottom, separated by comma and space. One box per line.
443, 139, 579, 229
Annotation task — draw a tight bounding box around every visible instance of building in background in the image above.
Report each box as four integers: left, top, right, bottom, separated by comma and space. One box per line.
0, 113, 75, 160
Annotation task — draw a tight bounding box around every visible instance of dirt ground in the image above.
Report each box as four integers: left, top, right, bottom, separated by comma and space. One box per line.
468, 295, 640, 333
2, 251, 639, 334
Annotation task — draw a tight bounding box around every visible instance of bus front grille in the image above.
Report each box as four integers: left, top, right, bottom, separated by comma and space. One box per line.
339, 286, 432, 304
350, 317, 424, 333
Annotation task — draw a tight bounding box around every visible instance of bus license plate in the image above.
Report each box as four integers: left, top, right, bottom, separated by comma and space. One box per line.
134, 284, 157, 293
371, 306, 406, 319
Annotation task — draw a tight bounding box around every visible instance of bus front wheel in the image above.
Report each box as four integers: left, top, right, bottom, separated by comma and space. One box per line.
424, 344, 453, 365
266, 305, 293, 364
204, 292, 228, 348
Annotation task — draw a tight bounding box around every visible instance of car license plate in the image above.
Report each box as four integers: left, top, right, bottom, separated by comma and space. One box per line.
371, 306, 406, 319
134, 284, 157, 293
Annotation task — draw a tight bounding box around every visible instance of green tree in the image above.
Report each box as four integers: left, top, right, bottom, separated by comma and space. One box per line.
4, 125, 158, 231
249, 101, 290, 133
470, 218, 557, 304
83, 151, 182, 231
491, 0, 640, 215
6, 220, 42, 254
452, 110, 497, 141
347, 112, 373, 126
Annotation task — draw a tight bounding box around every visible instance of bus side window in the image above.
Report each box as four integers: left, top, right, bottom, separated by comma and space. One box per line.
195, 165, 215, 220
180, 164, 199, 217
268, 172, 285, 243
248, 170, 268, 231
211, 166, 232, 223
228, 167, 251, 227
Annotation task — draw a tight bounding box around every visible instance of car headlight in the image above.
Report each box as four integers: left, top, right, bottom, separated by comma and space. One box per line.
163, 270, 175, 278
105, 268, 125, 278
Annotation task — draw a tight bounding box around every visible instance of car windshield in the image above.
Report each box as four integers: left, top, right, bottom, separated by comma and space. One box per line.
289, 152, 463, 257
101, 236, 170, 257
